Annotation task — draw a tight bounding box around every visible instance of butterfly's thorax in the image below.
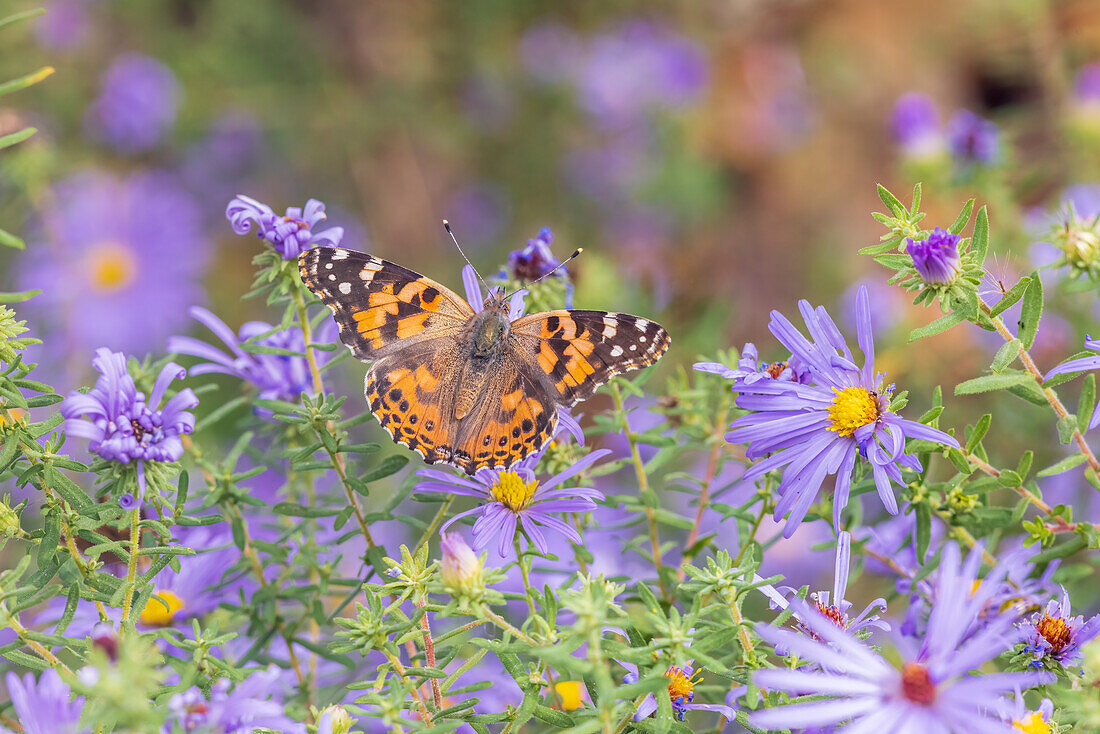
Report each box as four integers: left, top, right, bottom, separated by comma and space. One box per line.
453, 305, 512, 420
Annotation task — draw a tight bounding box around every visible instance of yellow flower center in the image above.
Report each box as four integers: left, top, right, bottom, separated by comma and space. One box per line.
87, 242, 137, 293
665, 665, 699, 703
139, 590, 183, 626
827, 387, 880, 438
1014, 712, 1051, 734
491, 472, 539, 512
0, 408, 26, 430
555, 681, 585, 710
1035, 615, 1072, 653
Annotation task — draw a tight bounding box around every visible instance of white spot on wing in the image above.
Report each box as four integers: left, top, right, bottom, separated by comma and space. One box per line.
338, 282, 352, 295
331, 250, 348, 260
635, 318, 649, 331
328, 274, 336, 281
610, 345, 623, 357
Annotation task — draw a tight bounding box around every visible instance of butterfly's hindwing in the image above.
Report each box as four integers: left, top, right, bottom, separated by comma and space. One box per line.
511, 309, 671, 406
298, 247, 473, 361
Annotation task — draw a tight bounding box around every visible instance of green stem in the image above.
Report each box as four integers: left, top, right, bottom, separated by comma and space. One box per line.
414, 496, 454, 553
480, 606, 539, 646
382, 648, 434, 725
609, 383, 668, 598
514, 536, 538, 616
120, 507, 140, 624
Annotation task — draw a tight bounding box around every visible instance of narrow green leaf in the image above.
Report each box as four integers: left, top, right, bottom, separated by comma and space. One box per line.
1017, 273, 1043, 349
910, 182, 922, 214
990, 277, 1030, 316
971, 205, 989, 262
908, 311, 966, 342
915, 503, 931, 562
1030, 535, 1087, 563
273, 503, 339, 518
1017, 450, 1033, 479
990, 338, 1020, 373
965, 414, 992, 453
1057, 414, 1078, 445
0, 227, 24, 249
0, 66, 54, 97
0, 126, 35, 150
876, 184, 906, 218
0, 289, 41, 303
359, 455, 409, 484
1077, 374, 1096, 434
997, 470, 1023, 487
1006, 381, 1049, 406
1036, 453, 1088, 477
954, 372, 1033, 396
0, 8, 46, 32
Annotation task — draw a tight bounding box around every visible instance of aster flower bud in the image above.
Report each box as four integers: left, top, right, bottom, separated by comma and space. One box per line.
0, 496, 21, 538
318, 705, 354, 734
906, 228, 962, 286
1051, 211, 1100, 273
440, 532, 482, 589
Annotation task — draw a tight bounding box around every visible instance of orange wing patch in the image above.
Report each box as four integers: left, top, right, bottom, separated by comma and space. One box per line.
366, 360, 454, 462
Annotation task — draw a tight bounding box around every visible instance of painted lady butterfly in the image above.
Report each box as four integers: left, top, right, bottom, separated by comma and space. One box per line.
298, 246, 670, 474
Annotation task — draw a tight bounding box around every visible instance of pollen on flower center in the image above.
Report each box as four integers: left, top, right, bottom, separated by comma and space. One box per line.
491, 471, 539, 512
87, 241, 137, 293
665, 665, 699, 704
815, 601, 848, 628
139, 589, 183, 626
1035, 614, 1072, 652
827, 387, 880, 438
1013, 712, 1051, 734
900, 662, 936, 705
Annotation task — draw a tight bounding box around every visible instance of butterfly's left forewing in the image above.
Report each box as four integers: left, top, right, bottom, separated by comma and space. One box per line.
510, 309, 670, 406
298, 247, 474, 362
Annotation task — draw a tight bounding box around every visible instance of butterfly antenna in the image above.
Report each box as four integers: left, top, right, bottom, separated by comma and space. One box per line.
501, 248, 583, 299
443, 220, 491, 294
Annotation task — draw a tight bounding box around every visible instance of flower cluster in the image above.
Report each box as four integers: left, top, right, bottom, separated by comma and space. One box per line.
226, 195, 344, 259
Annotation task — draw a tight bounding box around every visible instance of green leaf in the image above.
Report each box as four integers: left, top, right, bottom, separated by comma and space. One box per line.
954, 372, 1033, 396
0, 126, 35, 150
0, 289, 41, 303
876, 184, 906, 218
971, 205, 989, 262
965, 414, 991, 453
908, 311, 966, 342
37, 510, 60, 568
915, 503, 931, 562
0, 227, 25, 249
1017, 450, 1033, 479
0, 8, 46, 32
359, 455, 409, 484
1036, 453, 1088, 477
1030, 535, 1087, 564
1017, 273, 1043, 350
272, 503, 340, 518
947, 199, 975, 234
990, 277, 1030, 316
1057, 414, 1078, 445
533, 705, 574, 727
1077, 374, 1096, 434
1006, 381, 1049, 406
990, 339, 1020, 373
0, 66, 54, 97
997, 470, 1022, 487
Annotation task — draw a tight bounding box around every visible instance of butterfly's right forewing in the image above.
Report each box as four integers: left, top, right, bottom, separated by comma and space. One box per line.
298, 247, 474, 362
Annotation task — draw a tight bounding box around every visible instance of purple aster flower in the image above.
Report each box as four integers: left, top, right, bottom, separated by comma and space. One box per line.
619, 660, 736, 723
906, 227, 963, 286
166, 666, 305, 734
137, 526, 243, 628
946, 109, 999, 165
693, 342, 812, 388
1020, 587, 1100, 669
1001, 690, 1054, 731
167, 306, 332, 406
34, 0, 94, 50
85, 54, 179, 153
417, 434, 608, 557
1, 669, 87, 734
226, 194, 344, 259
17, 170, 208, 363
505, 226, 575, 307
752, 542, 1053, 733
1074, 63, 1100, 104
726, 285, 959, 536
755, 531, 889, 646
1045, 336, 1100, 429
891, 92, 943, 157
60, 348, 197, 502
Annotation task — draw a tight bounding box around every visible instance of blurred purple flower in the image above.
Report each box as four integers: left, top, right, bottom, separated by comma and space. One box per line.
18, 171, 208, 361
168, 306, 331, 406
138, 526, 243, 627
519, 21, 582, 83
445, 184, 507, 246
946, 109, 999, 165
1021, 588, 1100, 668
726, 286, 959, 536
891, 93, 942, 156
907, 227, 962, 285
85, 54, 179, 153
577, 20, 707, 128
34, 0, 93, 50
60, 348, 197, 501
1, 669, 87, 734
751, 542, 1052, 732
417, 430, 607, 557
226, 195, 344, 259
1074, 63, 1100, 103
181, 113, 265, 214
167, 667, 305, 734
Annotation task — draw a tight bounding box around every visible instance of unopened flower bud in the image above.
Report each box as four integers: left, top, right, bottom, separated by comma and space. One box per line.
91, 621, 119, 662
0, 497, 20, 538
440, 532, 481, 588
318, 704, 354, 734
1055, 219, 1100, 269
906, 228, 962, 286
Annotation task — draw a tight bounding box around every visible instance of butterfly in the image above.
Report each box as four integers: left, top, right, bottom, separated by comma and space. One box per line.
298, 246, 670, 475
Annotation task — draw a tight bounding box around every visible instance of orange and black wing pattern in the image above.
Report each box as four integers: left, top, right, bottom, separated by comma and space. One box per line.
510, 309, 671, 406
298, 247, 473, 362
